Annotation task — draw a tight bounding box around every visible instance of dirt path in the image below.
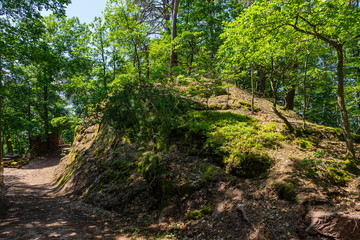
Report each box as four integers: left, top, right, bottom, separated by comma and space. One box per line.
0, 152, 124, 240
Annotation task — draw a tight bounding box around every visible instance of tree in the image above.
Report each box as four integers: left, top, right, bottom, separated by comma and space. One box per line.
220, 0, 360, 156
105, 0, 150, 81
0, 0, 70, 175
169, 0, 180, 75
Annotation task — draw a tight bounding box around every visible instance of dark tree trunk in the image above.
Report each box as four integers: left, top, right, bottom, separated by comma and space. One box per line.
284, 86, 295, 110
44, 80, 50, 152
302, 51, 310, 128
5, 133, 13, 154
169, 0, 179, 75
163, 0, 171, 33
100, 30, 107, 94
0, 58, 3, 178
257, 68, 266, 96
145, 45, 150, 80
188, 42, 194, 75
336, 46, 355, 156
27, 104, 31, 146
112, 47, 116, 82
269, 57, 294, 133
251, 65, 255, 114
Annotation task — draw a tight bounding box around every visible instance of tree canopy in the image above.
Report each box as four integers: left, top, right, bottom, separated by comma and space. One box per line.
1, 0, 360, 156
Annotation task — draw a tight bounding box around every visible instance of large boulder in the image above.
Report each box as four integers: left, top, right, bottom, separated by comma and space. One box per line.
306, 210, 360, 240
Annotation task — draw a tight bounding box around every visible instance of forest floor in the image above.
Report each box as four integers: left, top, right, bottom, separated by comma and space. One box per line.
0, 151, 135, 240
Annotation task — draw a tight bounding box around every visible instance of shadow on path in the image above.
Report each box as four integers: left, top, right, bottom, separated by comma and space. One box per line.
0, 152, 123, 240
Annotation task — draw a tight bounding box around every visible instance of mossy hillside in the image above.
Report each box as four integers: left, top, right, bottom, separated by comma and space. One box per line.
178, 111, 286, 177
295, 150, 358, 187
104, 82, 191, 151
102, 83, 287, 180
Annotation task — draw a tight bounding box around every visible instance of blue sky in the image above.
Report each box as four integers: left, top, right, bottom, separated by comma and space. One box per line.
43, 0, 107, 24
66, 0, 107, 23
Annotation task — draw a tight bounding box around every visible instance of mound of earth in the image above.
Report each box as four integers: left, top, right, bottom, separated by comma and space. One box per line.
53, 85, 360, 240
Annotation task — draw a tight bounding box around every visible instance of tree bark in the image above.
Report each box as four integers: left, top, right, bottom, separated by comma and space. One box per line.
336, 46, 355, 156
145, 45, 150, 80
163, 0, 171, 33
257, 68, 266, 96
251, 64, 255, 114
269, 57, 294, 133
284, 86, 295, 110
302, 51, 310, 129
44, 78, 50, 152
100, 29, 107, 94
6, 133, 13, 154
0, 58, 3, 179
169, 0, 179, 75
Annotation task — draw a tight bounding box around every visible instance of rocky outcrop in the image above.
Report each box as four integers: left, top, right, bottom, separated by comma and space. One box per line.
306, 210, 360, 240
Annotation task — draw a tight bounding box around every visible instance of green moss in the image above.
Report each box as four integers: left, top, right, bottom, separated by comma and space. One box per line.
343, 159, 360, 175
201, 202, 214, 215
201, 165, 221, 182
327, 168, 350, 186
185, 202, 213, 220
274, 183, 297, 202
137, 151, 163, 183
295, 138, 312, 149
185, 210, 203, 220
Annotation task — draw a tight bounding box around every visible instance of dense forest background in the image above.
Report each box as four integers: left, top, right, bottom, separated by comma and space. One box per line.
1, 0, 360, 158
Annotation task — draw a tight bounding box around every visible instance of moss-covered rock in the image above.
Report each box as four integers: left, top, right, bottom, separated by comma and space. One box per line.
227, 151, 272, 178
201, 165, 221, 183
295, 138, 312, 149
185, 210, 203, 220
327, 168, 350, 186
273, 182, 297, 202
185, 202, 213, 220
343, 159, 360, 175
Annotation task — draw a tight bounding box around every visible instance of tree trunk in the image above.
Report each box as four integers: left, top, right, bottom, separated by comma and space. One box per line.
251, 65, 255, 115
284, 86, 295, 110
269, 57, 294, 133
302, 51, 310, 129
336, 46, 355, 156
134, 42, 141, 80
5, 133, 13, 154
100, 31, 107, 94
27, 103, 31, 147
257, 68, 266, 96
112, 47, 117, 82
169, 0, 179, 75
0, 58, 3, 179
44, 80, 50, 152
163, 0, 171, 33
145, 45, 150, 80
